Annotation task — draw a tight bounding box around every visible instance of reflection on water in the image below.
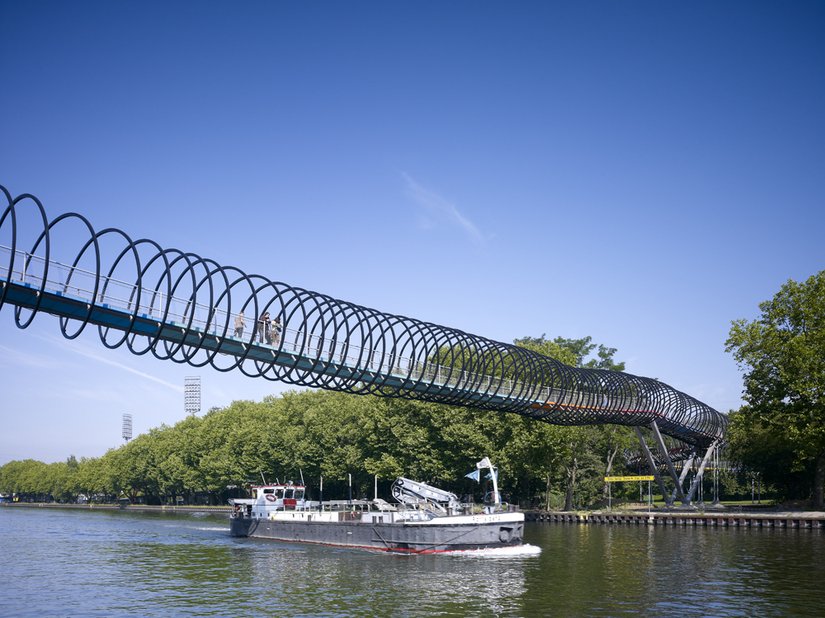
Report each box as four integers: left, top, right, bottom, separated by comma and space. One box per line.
241, 539, 537, 615
2, 507, 824, 617
523, 524, 825, 617
1, 508, 537, 617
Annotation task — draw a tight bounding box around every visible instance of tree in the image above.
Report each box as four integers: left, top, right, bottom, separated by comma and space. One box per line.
550, 335, 625, 371
514, 334, 629, 509
724, 407, 805, 500
512, 335, 577, 366
726, 270, 825, 508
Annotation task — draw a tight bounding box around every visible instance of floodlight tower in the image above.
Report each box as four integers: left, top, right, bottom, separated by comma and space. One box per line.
122, 413, 133, 442
185, 376, 201, 416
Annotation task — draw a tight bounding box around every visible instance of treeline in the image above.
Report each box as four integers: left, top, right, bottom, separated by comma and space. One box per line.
2, 388, 662, 508
5, 264, 822, 508
1, 333, 767, 509
0, 387, 759, 508
0, 334, 639, 508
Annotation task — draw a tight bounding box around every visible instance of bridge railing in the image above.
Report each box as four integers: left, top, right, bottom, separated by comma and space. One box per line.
1, 244, 646, 415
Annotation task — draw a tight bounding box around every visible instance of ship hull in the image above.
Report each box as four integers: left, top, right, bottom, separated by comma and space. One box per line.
230, 514, 524, 554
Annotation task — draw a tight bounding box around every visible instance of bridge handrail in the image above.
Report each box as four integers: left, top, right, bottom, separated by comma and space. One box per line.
0, 244, 661, 417
0, 189, 727, 449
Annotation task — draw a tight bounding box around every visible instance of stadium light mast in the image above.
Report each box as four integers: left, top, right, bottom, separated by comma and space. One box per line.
185, 376, 201, 416
122, 413, 133, 442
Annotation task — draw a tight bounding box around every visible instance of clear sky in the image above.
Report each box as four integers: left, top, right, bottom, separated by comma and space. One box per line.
1, 1, 823, 464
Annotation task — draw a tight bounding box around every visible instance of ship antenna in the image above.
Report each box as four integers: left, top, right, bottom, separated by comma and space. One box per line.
260, 471, 267, 485
300, 469, 305, 485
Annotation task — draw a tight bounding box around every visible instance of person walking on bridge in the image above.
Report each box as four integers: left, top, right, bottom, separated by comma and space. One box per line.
258, 311, 270, 343
271, 316, 281, 345
234, 311, 245, 338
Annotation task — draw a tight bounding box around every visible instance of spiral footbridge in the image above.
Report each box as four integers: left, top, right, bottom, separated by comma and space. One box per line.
1, 186, 727, 458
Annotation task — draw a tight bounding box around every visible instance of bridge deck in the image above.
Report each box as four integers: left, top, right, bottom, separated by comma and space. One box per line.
0, 203, 725, 450
1, 276, 662, 420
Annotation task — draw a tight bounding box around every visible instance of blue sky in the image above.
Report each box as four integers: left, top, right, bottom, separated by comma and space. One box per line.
1, 1, 823, 464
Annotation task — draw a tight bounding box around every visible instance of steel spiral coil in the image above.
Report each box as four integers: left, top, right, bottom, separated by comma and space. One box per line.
0, 186, 727, 447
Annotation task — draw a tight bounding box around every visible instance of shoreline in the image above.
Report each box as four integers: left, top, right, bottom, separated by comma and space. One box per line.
525, 508, 825, 528
5, 502, 825, 529
0, 502, 231, 514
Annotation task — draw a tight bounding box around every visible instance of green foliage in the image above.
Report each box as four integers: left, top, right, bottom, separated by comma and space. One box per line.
1, 332, 638, 509
513, 334, 632, 509
512, 335, 577, 366
514, 334, 625, 371
726, 270, 825, 507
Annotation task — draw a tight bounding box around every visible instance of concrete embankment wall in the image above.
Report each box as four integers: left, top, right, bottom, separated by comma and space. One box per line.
1, 502, 231, 515
526, 510, 825, 529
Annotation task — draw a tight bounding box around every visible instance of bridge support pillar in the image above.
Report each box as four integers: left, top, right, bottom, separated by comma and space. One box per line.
634, 426, 671, 507
685, 439, 721, 504
649, 421, 688, 505
670, 452, 696, 505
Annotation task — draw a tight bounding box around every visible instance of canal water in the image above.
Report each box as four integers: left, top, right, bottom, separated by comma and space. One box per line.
2, 507, 824, 617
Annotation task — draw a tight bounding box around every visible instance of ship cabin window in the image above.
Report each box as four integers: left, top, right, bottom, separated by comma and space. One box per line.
263, 488, 275, 495
275, 488, 285, 499
295, 489, 304, 500
284, 488, 294, 499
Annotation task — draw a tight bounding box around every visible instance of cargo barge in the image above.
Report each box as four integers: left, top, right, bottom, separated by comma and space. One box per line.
229, 458, 524, 554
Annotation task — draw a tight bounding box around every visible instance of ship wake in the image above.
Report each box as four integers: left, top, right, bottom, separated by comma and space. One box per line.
444, 544, 541, 558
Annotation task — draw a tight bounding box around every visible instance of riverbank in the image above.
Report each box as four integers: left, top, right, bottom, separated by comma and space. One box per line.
0, 502, 231, 514
525, 508, 825, 528
5, 501, 825, 529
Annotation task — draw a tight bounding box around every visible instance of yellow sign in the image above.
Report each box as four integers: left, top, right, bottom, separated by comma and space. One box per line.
604, 475, 655, 482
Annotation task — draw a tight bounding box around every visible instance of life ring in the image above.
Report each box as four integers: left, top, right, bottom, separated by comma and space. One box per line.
265, 494, 277, 502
